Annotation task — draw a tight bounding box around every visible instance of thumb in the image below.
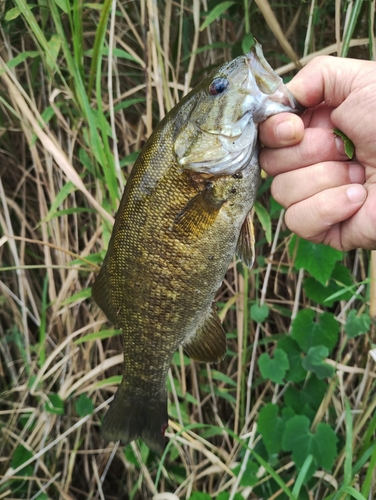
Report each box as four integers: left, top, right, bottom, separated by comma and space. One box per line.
287, 55, 373, 109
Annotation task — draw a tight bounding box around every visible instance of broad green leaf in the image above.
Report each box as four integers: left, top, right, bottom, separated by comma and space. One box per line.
282, 415, 338, 471
250, 303, 269, 323
333, 128, 355, 159
6, 51, 39, 68
217, 493, 244, 500
54, 0, 69, 13
188, 493, 212, 500
345, 310, 371, 338
46, 34, 61, 70
258, 348, 289, 384
242, 32, 255, 54
231, 460, 258, 486
302, 345, 335, 379
285, 376, 327, 416
11, 445, 33, 476
290, 235, 342, 285
277, 336, 306, 382
5, 6, 21, 20
258, 403, 284, 455
254, 201, 272, 244
46, 393, 64, 415
199, 2, 236, 31
304, 261, 352, 306
75, 394, 94, 417
291, 309, 339, 353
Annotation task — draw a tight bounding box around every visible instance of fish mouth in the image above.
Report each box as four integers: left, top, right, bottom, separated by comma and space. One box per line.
244, 43, 303, 120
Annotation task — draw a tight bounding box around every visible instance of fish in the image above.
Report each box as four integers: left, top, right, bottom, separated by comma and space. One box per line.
92, 43, 301, 453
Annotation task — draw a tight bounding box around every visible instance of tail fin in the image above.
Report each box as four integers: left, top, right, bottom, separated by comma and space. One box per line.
102, 386, 168, 453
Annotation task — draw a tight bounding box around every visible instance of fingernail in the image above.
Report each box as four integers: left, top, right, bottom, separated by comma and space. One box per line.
276, 120, 296, 141
348, 163, 365, 184
346, 185, 366, 204
335, 136, 349, 157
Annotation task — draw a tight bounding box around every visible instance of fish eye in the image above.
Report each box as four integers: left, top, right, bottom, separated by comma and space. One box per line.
209, 77, 229, 96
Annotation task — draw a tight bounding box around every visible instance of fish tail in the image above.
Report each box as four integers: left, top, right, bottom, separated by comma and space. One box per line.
102, 386, 168, 453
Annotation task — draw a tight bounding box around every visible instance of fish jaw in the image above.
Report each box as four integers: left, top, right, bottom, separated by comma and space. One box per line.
245, 42, 303, 121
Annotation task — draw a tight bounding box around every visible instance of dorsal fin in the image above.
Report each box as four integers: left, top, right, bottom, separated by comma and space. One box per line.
183, 306, 226, 363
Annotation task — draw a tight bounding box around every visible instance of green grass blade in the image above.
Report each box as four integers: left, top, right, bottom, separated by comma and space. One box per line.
341, 0, 364, 57
292, 454, 313, 497
343, 399, 353, 486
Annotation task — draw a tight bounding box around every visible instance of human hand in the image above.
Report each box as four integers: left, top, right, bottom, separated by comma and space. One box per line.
259, 56, 376, 251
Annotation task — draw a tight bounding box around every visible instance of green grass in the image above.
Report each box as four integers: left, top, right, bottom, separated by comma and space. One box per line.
0, 0, 375, 499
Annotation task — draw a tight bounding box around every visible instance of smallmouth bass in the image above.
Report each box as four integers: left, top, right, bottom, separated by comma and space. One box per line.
92, 43, 301, 452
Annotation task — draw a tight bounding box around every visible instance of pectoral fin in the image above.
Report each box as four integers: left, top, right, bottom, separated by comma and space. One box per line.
236, 211, 255, 269
184, 306, 226, 363
172, 190, 223, 238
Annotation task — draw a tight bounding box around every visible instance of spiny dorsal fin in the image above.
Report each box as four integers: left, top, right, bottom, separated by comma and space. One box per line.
92, 262, 119, 327
183, 306, 226, 363
236, 211, 255, 269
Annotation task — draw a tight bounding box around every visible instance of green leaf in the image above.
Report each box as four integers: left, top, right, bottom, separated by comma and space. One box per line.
254, 200, 272, 244
188, 493, 212, 500
5, 6, 21, 20
258, 348, 289, 384
241, 32, 255, 54
46, 393, 64, 415
11, 445, 34, 476
199, 2, 236, 31
46, 34, 61, 70
333, 129, 355, 159
74, 328, 122, 344
44, 181, 76, 222
54, 0, 69, 13
285, 376, 327, 415
258, 403, 284, 455
302, 345, 335, 379
250, 303, 269, 323
120, 150, 140, 166
290, 235, 342, 285
303, 262, 352, 307
277, 336, 306, 382
6, 51, 39, 68
345, 310, 371, 338
61, 287, 92, 306
75, 394, 94, 417
231, 460, 258, 486
113, 98, 145, 113
282, 415, 338, 471
217, 493, 244, 500
291, 309, 339, 353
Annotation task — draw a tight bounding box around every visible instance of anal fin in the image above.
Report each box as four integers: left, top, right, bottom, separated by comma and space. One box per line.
236, 211, 255, 269
184, 306, 226, 363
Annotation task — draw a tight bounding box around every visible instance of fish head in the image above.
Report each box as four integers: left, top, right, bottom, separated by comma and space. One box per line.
174, 42, 303, 175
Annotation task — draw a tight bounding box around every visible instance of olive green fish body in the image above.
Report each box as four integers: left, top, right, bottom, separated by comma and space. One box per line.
92, 43, 301, 452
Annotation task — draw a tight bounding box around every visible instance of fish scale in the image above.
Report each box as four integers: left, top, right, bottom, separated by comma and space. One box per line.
92, 43, 302, 452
